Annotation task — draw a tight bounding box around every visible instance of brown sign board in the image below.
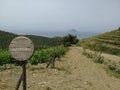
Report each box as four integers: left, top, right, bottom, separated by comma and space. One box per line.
9, 36, 34, 61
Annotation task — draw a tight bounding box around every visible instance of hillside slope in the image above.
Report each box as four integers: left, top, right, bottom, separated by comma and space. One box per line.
0, 30, 62, 50
77, 28, 120, 56
0, 30, 17, 50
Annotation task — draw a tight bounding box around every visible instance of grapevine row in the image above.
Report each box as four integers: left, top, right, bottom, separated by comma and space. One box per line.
0, 47, 68, 67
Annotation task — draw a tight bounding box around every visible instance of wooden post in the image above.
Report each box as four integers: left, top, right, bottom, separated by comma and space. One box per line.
46, 58, 52, 68
52, 54, 55, 68
46, 53, 55, 68
15, 74, 22, 90
15, 61, 27, 90
22, 61, 27, 90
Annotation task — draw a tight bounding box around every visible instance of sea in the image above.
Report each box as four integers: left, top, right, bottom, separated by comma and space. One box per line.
37, 31, 102, 39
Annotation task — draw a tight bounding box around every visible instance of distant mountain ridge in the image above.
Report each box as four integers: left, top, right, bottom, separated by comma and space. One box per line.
0, 30, 62, 50
38, 31, 100, 39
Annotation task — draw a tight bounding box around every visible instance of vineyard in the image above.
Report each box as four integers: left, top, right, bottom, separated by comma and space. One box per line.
1, 47, 120, 90
77, 28, 120, 55
0, 47, 68, 69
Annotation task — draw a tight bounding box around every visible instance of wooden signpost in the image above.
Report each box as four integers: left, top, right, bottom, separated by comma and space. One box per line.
9, 36, 34, 90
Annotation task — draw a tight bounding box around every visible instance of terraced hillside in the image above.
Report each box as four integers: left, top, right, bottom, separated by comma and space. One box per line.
77, 27, 120, 56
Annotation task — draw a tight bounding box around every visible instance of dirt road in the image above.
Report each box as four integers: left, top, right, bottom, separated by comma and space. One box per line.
0, 47, 120, 90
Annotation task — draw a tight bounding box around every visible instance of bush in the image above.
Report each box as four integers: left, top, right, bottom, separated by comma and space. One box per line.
63, 34, 79, 47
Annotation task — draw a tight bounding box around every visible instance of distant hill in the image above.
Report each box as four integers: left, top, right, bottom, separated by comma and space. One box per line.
77, 27, 120, 55
0, 30, 62, 50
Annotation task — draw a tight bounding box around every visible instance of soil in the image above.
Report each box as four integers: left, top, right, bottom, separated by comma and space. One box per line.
0, 47, 120, 90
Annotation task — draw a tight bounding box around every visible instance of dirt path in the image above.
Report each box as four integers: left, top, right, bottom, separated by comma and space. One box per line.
0, 47, 120, 90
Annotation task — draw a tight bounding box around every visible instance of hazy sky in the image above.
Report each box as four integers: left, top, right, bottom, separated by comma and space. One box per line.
0, 0, 120, 35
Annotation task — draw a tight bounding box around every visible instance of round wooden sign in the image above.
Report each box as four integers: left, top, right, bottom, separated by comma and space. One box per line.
9, 36, 34, 61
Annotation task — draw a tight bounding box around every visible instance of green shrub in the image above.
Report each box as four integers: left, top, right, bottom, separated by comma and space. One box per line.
108, 64, 117, 70
107, 63, 120, 78
63, 34, 79, 47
